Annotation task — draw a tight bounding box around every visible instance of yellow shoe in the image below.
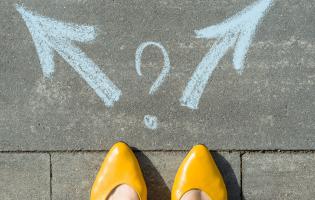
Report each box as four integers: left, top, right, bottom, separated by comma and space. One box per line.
90, 142, 147, 200
171, 144, 227, 200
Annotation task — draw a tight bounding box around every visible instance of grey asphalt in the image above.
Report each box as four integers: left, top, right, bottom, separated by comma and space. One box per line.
0, 0, 314, 151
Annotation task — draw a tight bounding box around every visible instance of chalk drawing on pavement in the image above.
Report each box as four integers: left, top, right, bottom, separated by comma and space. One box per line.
15, 0, 275, 130
135, 41, 171, 95
135, 41, 172, 129
16, 4, 121, 107
180, 0, 274, 110
144, 115, 158, 130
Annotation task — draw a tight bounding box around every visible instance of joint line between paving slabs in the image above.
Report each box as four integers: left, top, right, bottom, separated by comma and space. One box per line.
240, 152, 245, 200
49, 153, 52, 200
0, 150, 315, 153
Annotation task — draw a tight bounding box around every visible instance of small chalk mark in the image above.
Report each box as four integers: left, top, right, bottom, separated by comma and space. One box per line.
144, 115, 158, 130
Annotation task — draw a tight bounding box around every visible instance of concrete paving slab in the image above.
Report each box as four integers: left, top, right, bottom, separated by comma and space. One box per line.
0, 0, 314, 151
243, 153, 315, 200
0, 153, 50, 200
52, 151, 240, 200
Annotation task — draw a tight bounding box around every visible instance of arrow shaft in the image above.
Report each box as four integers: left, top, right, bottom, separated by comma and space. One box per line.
180, 33, 237, 109
55, 42, 121, 107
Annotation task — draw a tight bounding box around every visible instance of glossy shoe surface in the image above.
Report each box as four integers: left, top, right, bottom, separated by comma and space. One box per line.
90, 142, 147, 200
172, 145, 227, 200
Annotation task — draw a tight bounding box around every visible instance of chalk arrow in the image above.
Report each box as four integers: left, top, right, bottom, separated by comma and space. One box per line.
180, 0, 273, 109
16, 5, 121, 107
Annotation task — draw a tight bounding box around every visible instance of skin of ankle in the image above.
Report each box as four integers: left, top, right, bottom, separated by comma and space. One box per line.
180, 190, 211, 200
107, 184, 139, 200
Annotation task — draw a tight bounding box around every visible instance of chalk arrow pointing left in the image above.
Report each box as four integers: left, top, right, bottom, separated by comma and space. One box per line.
16, 5, 121, 107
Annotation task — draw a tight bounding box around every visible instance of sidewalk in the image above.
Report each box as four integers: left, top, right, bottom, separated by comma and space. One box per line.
1, 151, 314, 200
1, 0, 314, 199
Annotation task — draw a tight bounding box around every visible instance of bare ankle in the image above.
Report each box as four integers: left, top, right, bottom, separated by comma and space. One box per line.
180, 190, 211, 200
107, 184, 139, 200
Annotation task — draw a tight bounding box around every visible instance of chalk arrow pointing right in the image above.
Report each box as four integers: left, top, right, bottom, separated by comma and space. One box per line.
180, 0, 274, 109
16, 5, 121, 107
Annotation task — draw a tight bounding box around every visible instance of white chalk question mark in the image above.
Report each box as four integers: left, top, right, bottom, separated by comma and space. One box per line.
135, 41, 171, 129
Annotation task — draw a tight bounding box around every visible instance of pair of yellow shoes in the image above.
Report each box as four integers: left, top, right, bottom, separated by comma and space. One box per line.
90, 142, 227, 200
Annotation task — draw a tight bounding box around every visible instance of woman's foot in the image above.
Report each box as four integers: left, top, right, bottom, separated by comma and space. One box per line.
171, 145, 227, 200
181, 190, 211, 200
107, 184, 139, 200
90, 142, 147, 200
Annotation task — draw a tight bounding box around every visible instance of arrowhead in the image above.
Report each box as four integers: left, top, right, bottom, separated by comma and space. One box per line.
195, 0, 273, 73
16, 5, 97, 77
